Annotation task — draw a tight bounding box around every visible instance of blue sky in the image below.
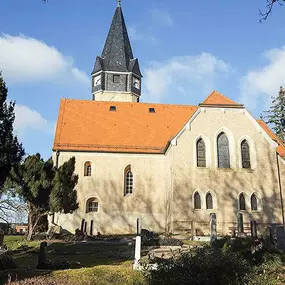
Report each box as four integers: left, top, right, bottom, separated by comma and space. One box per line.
0, 0, 285, 159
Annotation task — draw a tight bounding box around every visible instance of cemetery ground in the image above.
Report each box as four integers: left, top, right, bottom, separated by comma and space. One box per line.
2, 235, 285, 285
0, 235, 145, 285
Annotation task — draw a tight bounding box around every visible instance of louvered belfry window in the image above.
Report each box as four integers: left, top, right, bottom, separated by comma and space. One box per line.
217, 132, 230, 168
241, 140, 251, 169
206, 193, 213, 209
197, 138, 206, 167
251, 194, 258, 211
239, 193, 246, 211
194, 192, 201, 209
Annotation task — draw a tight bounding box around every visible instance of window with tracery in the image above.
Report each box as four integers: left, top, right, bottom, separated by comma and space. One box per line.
197, 138, 206, 167
217, 132, 230, 168
241, 140, 251, 169
251, 194, 258, 211
206, 193, 213, 209
194, 192, 201, 209
239, 193, 246, 211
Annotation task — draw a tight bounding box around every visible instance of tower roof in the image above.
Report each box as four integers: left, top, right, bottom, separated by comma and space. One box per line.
99, 5, 135, 73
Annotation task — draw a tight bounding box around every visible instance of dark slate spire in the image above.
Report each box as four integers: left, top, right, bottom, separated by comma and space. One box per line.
101, 5, 134, 72
91, 2, 142, 102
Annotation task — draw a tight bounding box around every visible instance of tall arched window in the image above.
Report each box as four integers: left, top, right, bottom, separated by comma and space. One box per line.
239, 193, 246, 211
86, 197, 99, 213
194, 192, 201, 209
217, 132, 230, 168
241, 140, 251, 169
206, 193, 213, 209
84, 161, 92, 176
197, 138, 206, 168
124, 165, 133, 195
251, 194, 258, 211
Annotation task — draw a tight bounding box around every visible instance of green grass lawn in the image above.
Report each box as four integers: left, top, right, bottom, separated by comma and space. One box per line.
1, 235, 145, 285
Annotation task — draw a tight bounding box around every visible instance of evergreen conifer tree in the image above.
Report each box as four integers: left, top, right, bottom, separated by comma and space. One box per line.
0, 73, 25, 189
265, 86, 285, 142
5, 154, 78, 240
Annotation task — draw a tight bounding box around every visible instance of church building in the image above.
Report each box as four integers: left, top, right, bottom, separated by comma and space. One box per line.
51, 2, 285, 236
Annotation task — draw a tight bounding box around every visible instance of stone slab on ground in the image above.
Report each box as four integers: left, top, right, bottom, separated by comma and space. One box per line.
148, 245, 191, 259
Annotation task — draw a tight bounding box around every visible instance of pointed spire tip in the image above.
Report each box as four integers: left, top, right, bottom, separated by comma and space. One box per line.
118, 0, 121, 7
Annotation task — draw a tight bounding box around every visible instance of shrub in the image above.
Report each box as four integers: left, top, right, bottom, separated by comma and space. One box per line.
0, 252, 16, 270
143, 246, 278, 285
141, 229, 183, 247
141, 229, 159, 246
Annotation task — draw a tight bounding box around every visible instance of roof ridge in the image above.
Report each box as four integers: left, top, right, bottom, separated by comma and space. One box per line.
61, 98, 197, 108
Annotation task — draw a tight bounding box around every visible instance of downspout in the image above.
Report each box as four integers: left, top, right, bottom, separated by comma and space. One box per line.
55, 150, 60, 169
276, 152, 285, 225
170, 146, 175, 233
52, 150, 60, 225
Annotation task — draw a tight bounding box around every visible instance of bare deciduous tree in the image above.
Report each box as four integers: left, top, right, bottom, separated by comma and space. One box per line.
260, 0, 284, 21
0, 190, 27, 224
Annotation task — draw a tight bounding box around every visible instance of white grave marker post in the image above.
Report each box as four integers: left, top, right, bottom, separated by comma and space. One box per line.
133, 218, 142, 270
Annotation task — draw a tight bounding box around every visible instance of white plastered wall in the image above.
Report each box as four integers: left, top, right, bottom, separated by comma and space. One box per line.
171, 107, 283, 235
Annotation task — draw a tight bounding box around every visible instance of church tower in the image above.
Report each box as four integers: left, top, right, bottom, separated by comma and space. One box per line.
92, 1, 142, 103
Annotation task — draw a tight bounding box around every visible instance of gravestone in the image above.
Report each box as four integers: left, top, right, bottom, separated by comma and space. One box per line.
253, 221, 257, 238
133, 218, 142, 270
191, 221, 196, 239
0, 229, 4, 246
276, 226, 285, 250
237, 213, 244, 235
250, 221, 258, 238
210, 213, 217, 244
37, 241, 48, 269
266, 227, 274, 245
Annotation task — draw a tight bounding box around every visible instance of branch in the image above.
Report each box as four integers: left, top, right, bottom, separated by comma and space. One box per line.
259, 0, 284, 22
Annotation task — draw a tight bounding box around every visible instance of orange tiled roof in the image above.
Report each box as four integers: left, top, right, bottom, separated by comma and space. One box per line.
53, 99, 198, 153
256, 120, 285, 159
202, 91, 241, 106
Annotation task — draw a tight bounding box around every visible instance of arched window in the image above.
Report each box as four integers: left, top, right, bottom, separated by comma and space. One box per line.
251, 194, 258, 211
206, 193, 213, 209
194, 192, 201, 209
124, 165, 133, 195
84, 161, 92, 176
241, 140, 251, 169
239, 193, 246, 211
217, 132, 230, 168
86, 198, 99, 213
197, 138, 206, 168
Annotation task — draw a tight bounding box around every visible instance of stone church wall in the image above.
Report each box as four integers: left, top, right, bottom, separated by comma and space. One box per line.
171, 107, 284, 236
51, 151, 171, 235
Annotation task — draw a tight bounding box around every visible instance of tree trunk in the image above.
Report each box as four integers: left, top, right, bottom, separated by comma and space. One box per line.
27, 211, 33, 241
27, 203, 39, 241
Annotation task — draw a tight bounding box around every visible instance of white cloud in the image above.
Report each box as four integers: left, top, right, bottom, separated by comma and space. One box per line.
0, 34, 89, 85
129, 26, 159, 45
143, 53, 232, 102
150, 8, 173, 26
14, 104, 54, 137
240, 46, 285, 111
